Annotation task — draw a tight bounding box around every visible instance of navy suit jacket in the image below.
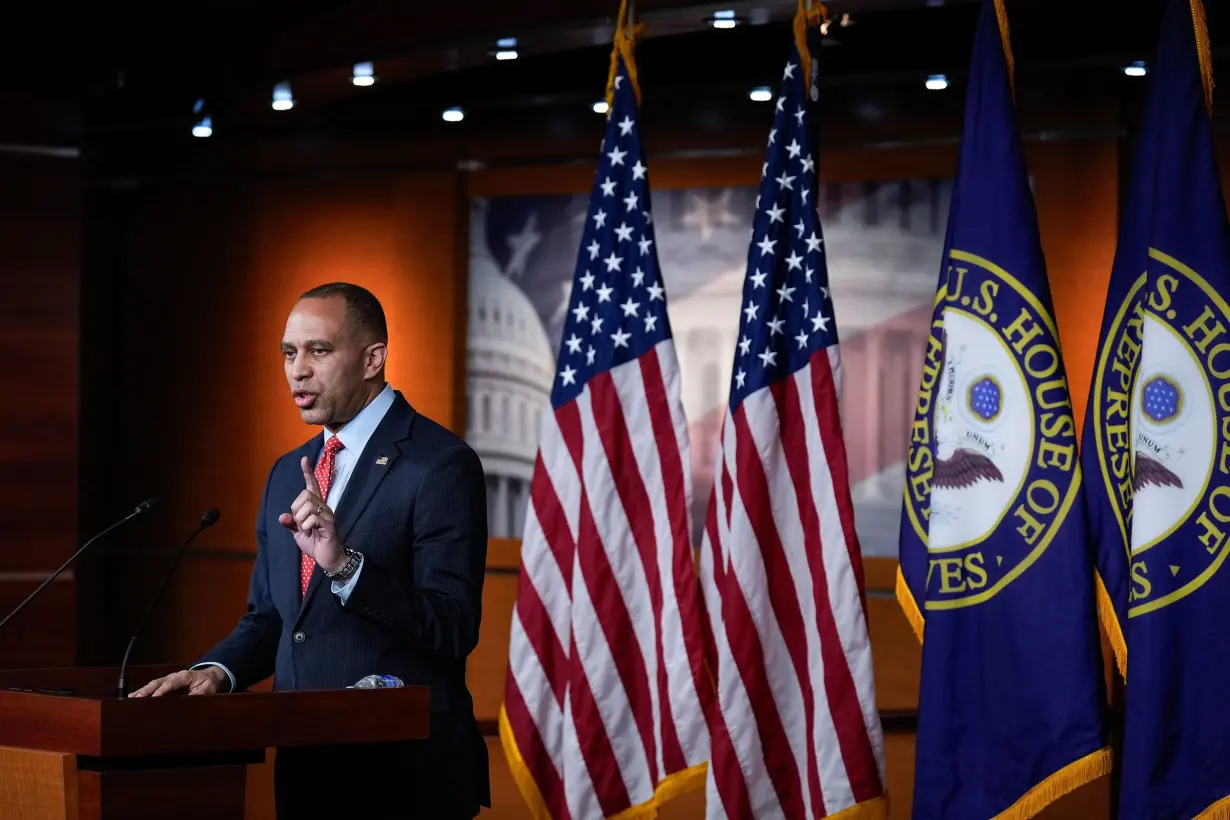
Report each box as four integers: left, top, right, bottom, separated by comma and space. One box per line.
198, 393, 490, 811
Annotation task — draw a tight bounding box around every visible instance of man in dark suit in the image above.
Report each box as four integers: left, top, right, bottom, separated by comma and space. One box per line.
131, 282, 490, 818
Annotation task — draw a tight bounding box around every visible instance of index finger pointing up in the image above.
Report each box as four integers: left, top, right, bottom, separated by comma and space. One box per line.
301, 456, 323, 497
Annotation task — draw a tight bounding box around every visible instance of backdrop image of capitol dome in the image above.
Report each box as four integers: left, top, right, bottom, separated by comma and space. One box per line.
466, 206, 555, 544
464, 179, 953, 557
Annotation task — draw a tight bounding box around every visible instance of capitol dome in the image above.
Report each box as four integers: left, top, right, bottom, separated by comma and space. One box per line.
466, 208, 556, 539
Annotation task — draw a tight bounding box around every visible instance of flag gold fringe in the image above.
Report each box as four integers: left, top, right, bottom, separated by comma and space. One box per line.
499, 705, 708, 820
1193, 791, 1230, 819
993, 0, 1016, 101
990, 747, 1113, 820
794, 0, 829, 89
825, 795, 889, 820
607, 763, 707, 820
1191, 0, 1215, 116
1095, 571, 1127, 680
605, 0, 644, 111
895, 566, 925, 644
500, 706, 554, 820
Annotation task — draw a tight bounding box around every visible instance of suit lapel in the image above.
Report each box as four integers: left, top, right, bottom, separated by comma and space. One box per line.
285, 435, 323, 620
294, 394, 416, 625
333, 395, 415, 540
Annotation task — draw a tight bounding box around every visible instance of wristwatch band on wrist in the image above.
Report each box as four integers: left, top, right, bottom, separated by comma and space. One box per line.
324, 547, 362, 583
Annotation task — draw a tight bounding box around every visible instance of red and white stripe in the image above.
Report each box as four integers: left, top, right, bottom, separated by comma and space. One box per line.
699, 345, 886, 819
502, 339, 714, 819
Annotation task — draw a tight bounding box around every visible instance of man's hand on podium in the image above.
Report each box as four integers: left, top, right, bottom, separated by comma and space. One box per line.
128, 666, 229, 697
279, 456, 347, 575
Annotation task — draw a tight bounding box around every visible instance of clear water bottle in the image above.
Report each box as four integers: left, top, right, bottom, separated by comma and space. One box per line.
348, 674, 404, 689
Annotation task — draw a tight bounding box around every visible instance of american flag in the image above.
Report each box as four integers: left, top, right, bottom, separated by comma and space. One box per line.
499, 54, 713, 819
698, 22, 888, 820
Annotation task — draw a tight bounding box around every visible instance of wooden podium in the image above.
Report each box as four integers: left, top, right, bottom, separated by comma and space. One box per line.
0, 664, 430, 820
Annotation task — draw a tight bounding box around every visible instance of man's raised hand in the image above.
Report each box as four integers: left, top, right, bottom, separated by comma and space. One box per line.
278, 455, 346, 574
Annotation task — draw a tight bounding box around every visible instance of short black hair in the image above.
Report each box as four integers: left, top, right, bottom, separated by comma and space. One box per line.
300, 282, 388, 344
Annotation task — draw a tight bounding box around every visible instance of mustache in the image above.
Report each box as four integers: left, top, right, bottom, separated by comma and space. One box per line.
934, 448, 1004, 490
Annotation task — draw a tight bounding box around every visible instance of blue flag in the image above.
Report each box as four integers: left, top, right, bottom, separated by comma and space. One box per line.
1078, 20, 1166, 687
1082, 0, 1230, 815
896, 0, 1110, 815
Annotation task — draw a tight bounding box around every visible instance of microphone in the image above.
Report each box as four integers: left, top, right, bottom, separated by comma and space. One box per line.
0, 498, 157, 632
117, 508, 220, 699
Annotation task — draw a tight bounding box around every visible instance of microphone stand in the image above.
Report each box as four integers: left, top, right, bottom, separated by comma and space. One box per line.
117, 509, 219, 699
0, 498, 157, 631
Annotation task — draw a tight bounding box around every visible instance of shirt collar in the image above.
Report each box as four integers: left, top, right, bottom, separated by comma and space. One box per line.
323, 383, 395, 458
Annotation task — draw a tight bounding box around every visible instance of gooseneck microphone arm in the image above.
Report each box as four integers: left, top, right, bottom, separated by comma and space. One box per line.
0, 498, 157, 631
117, 508, 220, 699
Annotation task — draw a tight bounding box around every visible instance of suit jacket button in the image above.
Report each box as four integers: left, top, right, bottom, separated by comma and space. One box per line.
293, 631, 306, 644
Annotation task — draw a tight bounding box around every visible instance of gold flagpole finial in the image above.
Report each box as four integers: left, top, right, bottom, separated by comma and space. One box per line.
1191, 0, 1215, 116
605, 0, 644, 112
794, 0, 829, 88
992, 0, 1017, 102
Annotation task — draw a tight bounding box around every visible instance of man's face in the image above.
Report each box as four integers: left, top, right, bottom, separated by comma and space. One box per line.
281, 296, 380, 429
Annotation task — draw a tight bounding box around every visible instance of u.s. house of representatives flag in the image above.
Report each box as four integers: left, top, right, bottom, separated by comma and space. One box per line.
1077, 0, 1166, 682
896, 0, 1110, 815
498, 14, 712, 820
1082, 0, 1230, 815
698, 5, 886, 818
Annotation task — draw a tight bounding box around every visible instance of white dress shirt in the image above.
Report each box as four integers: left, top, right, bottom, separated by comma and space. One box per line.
195, 383, 396, 692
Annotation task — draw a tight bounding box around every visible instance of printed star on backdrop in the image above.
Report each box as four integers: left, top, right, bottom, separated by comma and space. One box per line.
504, 212, 542, 280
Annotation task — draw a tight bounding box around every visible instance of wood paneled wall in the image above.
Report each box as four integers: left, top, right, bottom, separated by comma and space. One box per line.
75, 135, 1124, 818
0, 149, 81, 669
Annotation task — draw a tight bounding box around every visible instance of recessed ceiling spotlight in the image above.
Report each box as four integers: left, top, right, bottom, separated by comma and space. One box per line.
1123, 60, 1147, 77
748, 86, 773, 102
592, 100, 610, 115
495, 36, 518, 60
272, 81, 294, 110
442, 107, 465, 123
712, 9, 738, 29
353, 62, 376, 86
925, 73, 949, 90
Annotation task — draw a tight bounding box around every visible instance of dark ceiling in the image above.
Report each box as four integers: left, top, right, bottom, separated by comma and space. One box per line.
8, 1, 1223, 162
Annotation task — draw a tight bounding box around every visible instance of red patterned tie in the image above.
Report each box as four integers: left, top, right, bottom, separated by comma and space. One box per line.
301, 435, 344, 596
